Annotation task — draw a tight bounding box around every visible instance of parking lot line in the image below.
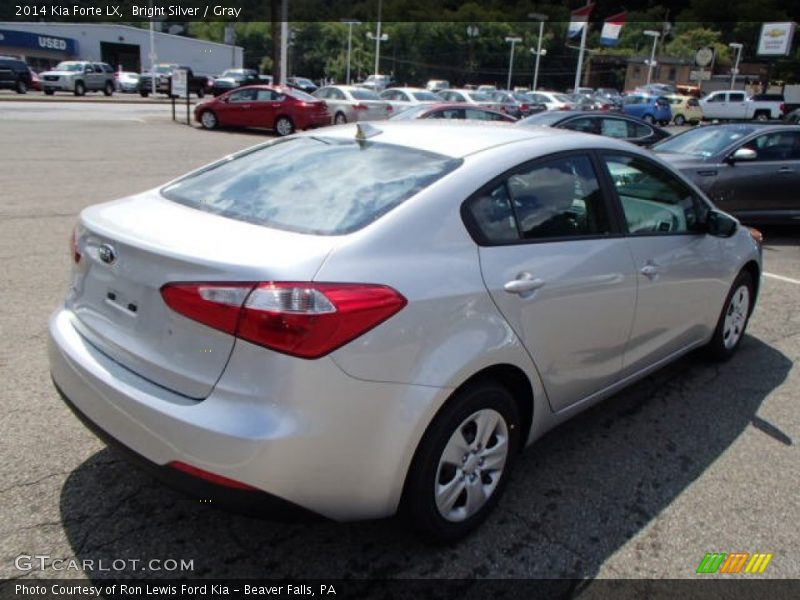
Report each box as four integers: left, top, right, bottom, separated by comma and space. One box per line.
764, 272, 800, 285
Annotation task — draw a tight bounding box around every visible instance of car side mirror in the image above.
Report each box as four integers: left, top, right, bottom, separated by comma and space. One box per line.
706, 210, 738, 238
728, 147, 757, 163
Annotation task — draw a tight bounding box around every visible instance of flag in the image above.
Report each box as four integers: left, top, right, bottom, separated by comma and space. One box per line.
567, 3, 595, 39
600, 11, 627, 46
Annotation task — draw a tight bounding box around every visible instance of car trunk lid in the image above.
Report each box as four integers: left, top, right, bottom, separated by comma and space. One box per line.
68, 190, 336, 399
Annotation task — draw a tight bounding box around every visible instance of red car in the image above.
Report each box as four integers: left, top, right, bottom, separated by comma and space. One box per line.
389, 102, 517, 122
194, 85, 330, 136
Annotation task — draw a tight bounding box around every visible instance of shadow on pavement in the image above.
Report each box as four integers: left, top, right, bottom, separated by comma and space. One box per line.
59, 335, 791, 579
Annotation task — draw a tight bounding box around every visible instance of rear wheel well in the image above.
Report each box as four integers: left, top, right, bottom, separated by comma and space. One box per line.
449, 364, 534, 449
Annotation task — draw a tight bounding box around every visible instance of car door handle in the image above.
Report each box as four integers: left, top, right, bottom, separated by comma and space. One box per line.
640, 264, 659, 280
504, 274, 546, 295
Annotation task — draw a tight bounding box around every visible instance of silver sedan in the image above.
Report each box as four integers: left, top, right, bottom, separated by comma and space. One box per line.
312, 85, 393, 124
49, 122, 761, 542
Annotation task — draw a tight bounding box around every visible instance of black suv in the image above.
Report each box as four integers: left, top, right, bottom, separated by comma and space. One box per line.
0, 56, 33, 94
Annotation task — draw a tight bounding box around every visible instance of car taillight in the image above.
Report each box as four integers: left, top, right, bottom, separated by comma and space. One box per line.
780, 103, 785, 115
70, 226, 81, 263
386, 105, 393, 112
353, 103, 369, 110
168, 461, 258, 490
520, 104, 529, 111
161, 282, 406, 359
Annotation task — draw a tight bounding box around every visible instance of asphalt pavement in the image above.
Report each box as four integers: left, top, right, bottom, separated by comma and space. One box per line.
1, 102, 798, 582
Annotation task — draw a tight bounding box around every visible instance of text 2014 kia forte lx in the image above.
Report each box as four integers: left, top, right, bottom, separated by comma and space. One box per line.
49, 122, 761, 541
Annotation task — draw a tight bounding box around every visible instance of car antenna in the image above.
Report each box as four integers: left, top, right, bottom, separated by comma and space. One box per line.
355, 123, 382, 143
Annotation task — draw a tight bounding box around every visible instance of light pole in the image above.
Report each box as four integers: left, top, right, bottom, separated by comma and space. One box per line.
528, 13, 548, 91
148, 0, 157, 95
643, 30, 660, 86
466, 24, 479, 77
341, 19, 361, 85
729, 42, 743, 90
505, 37, 522, 91
366, 0, 387, 77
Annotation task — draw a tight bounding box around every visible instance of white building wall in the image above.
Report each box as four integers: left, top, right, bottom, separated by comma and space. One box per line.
0, 22, 242, 74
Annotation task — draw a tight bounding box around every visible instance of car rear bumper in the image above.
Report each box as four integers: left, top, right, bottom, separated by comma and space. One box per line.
48, 307, 444, 521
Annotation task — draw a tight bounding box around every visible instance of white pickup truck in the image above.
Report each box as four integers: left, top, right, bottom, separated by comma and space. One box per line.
699, 91, 785, 121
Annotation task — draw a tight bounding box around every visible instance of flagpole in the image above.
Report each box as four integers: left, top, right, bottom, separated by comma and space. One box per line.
574, 15, 589, 92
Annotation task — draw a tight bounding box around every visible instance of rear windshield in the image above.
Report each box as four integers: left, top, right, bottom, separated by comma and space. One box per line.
161, 137, 462, 235
412, 91, 439, 101
350, 88, 381, 100
288, 89, 317, 102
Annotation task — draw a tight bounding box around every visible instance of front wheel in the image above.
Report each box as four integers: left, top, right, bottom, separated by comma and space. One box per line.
673, 114, 686, 126
15, 79, 27, 94
274, 116, 295, 136
44, 89, 54, 96
401, 380, 521, 543
103, 81, 114, 96
200, 110, 218, 130
197, 87, 205, 98
140, 90, 150, 98
74, 81, 85, 96
704, 271, 755, 361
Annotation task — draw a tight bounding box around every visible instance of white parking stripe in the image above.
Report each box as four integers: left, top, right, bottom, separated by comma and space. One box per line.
764, 272, 800, 285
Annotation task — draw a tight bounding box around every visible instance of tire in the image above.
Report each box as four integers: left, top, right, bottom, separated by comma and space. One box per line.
754, 111, 769, 122
103, 81, 114, 96
401, 379, 522, 543
197, 87, 205, 99
334, 112, 347, 125
44, 89, 54, 96
643, 114, 656, 125
200, 110, 218, 130
74, 81, 85, 96
704, 270, 755, 361
140, 90, 149, 98
15, 79, 27, 94
673, 114, 686, 126
274, 116, 295, 136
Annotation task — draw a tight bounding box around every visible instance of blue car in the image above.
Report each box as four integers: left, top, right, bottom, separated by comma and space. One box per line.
622, 95, 672, 126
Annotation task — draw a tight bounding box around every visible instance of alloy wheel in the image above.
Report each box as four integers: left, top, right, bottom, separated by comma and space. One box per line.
723, 285, 750, 349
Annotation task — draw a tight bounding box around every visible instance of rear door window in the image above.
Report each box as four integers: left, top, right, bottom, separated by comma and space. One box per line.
161, 138, 462, 235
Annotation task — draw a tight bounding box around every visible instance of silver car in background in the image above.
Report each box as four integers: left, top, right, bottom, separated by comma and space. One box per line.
379, 87, 441, 112
49, 122, 761, 542
313, 85, 393, 124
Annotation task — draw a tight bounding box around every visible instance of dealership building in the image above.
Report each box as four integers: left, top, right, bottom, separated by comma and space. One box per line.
0, 22, 242, 74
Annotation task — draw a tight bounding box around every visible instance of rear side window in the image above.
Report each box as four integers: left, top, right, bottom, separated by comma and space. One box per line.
161, 137, 462, 235
465, 154, 611, 244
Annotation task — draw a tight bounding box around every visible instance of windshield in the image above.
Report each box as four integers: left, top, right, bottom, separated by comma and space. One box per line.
161, 137, 461, 235
54, 62, 84, 72
350, 88, 381, 100
652, 126, 757, 157
468, 92, 491, 102
412, 91, 439, 101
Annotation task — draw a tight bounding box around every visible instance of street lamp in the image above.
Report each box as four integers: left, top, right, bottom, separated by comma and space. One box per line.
466, 25, 479, 77
341, 19, 361, 85
366, 0, 387, 77
528, 13, 548, 91
505, 36, 522, 91
729, 42, 743, 90
643, 30, 660, 86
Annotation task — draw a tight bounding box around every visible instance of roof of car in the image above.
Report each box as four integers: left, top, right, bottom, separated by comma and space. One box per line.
295, 120, 635, 159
